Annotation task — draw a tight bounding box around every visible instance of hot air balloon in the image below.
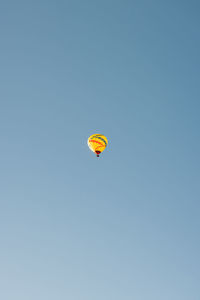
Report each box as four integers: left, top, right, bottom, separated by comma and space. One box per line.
87, 134, 108, 157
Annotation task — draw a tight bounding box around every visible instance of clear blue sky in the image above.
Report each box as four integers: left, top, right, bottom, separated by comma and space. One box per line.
0, 1, 200, 299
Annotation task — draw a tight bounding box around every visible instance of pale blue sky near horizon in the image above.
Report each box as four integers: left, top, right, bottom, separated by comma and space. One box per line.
0, 1, 200, 299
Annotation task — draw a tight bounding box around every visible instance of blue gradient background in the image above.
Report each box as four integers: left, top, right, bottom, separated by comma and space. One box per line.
0, 1, 200, 299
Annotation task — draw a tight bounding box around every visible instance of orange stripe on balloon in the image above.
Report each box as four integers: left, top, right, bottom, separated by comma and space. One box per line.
89, 139, 104, 146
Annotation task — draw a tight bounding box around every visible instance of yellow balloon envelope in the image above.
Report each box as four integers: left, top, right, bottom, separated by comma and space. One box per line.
87, 134, 108, 157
